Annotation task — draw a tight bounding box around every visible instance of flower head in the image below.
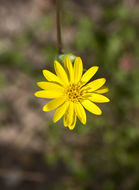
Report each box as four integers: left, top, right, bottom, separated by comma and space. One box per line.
35, 57, 110, 130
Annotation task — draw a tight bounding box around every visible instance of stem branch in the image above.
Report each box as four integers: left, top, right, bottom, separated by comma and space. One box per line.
56, 0, 63, 54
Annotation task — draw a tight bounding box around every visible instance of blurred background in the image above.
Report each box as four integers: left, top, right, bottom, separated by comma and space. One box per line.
0, 0, 139, 189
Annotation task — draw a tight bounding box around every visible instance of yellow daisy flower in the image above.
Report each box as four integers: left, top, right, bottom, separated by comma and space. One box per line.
35, 57, 110, 130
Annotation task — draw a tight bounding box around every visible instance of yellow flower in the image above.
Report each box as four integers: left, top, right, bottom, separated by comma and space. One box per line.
35, 57, 110, 130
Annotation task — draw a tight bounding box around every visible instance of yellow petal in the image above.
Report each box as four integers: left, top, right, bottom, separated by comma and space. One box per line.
65, 102, 74, 126
95, 86, 109, 94
43, 97, 66, 112
64, 57, 74, 82
63, 102, 70, 127
54, 60, 69, 85
63, 114, 68, 127
74, 102, 86, 124
43, 70, 63, 85
74, 57, 83, 83
37, 82, 64, 92
81, 100, 102, 115
83, 78, 106, 92
81, 66, 99, 85
53, 101, 69, 123
34, 90, 63, 99
89, 93, 110, 103
68, 112, 76, 130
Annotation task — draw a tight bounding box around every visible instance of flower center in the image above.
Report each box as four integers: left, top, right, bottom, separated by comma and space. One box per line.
66, 84, 82, 102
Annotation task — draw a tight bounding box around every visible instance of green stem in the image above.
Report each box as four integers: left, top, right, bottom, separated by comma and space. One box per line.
56, 0, 63, 54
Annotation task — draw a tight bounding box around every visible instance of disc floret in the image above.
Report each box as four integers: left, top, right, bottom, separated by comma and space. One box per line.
65, 83, 83, 102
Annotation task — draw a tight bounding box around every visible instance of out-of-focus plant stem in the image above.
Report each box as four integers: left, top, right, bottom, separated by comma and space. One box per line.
56, 0, 63, 54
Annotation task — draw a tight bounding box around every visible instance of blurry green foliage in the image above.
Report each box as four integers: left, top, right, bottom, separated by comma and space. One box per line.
75, 17, 97, 52
43, 2, 139, 190
0, 71, 6, 89
0, 1, 139, 190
